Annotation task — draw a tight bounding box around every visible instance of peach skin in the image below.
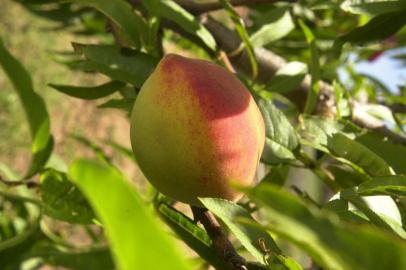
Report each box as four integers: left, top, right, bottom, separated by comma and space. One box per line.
130, 54, 265, 206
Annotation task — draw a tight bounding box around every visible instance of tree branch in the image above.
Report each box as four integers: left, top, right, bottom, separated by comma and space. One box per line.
191, 206, 247, 270
176, 0, 295, 15
168, 12, 406, 145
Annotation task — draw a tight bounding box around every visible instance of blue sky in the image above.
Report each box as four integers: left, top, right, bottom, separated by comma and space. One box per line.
354, 48, 406, 94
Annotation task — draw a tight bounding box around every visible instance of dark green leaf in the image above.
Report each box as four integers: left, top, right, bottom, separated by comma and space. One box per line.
97, 98, 135, 114
0, 37, 52, 178
156, 202, 227, 270
259, 165, 290, 186
336, 10, 406, 47
258, 99, 299, 164
357, 175, 406, 196
73, 43, 158, 87
327, 133, 393, 176
355, 132, 406, 174
49, 80, 125, 100
40, 169, 95, 224
69, 159, 191, 270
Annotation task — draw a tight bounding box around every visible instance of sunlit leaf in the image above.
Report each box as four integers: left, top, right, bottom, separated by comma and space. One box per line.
218, 0, 258, 79
160, 0, 216, 51
341, 0, 406, 15
265, 62, 307, 94
69, 159, 191, 270
327, 133, 394, 176
201, 198, 301, 269
245, 183, 406, 270
250, 6, 294, 48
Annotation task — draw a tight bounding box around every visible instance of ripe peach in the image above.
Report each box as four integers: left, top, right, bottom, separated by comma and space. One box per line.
130, 54, 265, 206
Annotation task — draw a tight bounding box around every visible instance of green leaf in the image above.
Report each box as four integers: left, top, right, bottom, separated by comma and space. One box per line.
298, 20, 320, 114
355, 132, 406, 174
0, 37, 52, 178
73, 43, 158, 87
49, 80, 125, 100
336, 10, 406, 46
245, 183, 406, 270
357, 175, 406, 196
298, 116, 360, 151
69, 159, 191, 270
341, 0, 406, 15
327, 133, 394, 176
258, 100, 299, 164
104, 140, 135, 161
201, 198, 279, 263
97, 98, 135, 114
340, 189, 403, 236
42, 247, 114, 270
201, 198, 302, 269
160, 0, 216, 51
265, 62, 307, 94
40, 169, 95, 224
68, 0, 148, 48
218, 0, 258, 79
260, 165, 290, 186
156, 202, 227, 270
0, 227, 114, 270
250, 7, 294, 48
333, 81, 351, 119
70, 134, 112, 164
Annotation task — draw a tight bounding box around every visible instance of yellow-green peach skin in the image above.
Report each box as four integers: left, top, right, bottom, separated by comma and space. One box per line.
130, 54, 265, 206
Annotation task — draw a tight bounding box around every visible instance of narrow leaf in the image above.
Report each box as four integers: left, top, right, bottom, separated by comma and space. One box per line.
336, 10, 406, 46
49, 80, 125, 100
0, 38, 52, 178
298, 20, 320, 114
218, 0, 258, 79
357, 175, 406, 196
69, 159, 191, 270
156, 202, 227, 270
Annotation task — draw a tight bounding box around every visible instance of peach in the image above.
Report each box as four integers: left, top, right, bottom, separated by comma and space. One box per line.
130, 54, 265, 206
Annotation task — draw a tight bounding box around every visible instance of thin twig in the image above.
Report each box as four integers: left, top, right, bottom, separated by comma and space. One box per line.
191, 206, 247, 270
0, 176, 39, 188
175, 0, 296, 15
